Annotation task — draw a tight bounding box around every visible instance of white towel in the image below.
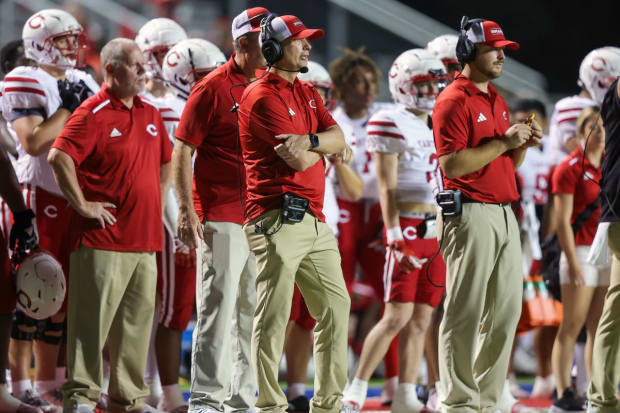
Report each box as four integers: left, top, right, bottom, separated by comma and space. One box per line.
587, 222, 611, 266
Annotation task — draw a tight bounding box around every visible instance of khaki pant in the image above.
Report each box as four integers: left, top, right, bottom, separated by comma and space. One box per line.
190, 221, 257, 412
438, 203, 522, 413
63, 246, 157, 412
588, 222, 620, 412
243, 210, 350, 413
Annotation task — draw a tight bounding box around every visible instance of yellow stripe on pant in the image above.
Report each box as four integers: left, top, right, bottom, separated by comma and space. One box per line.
243, 210, 350, 413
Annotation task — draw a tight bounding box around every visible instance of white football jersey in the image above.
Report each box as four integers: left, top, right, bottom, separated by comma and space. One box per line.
323, 169, 339, 237
518, 136, 553, 205
330, 102, 392, 201
548, 95, 595, 165
141, 90, 181, 145
366, 105, 440, 205
1, 66, 99, 197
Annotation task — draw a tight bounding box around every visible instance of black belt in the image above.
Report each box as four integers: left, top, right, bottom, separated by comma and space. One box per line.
461, 196, 510, 207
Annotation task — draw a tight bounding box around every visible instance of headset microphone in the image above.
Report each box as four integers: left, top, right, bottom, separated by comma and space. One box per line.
272, 65, 309, 73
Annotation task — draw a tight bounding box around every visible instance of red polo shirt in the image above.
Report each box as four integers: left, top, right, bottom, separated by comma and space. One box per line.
175, 56, 249, 224
552, 147, 602, 246
433, 74, 519, 203
52, 84, 172, 252
238, 71, 337, 222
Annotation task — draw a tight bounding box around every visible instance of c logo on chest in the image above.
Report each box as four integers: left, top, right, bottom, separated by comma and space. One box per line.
146, 124, 158, 136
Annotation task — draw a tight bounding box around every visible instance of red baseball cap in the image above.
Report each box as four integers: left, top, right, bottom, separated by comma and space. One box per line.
232, 7, 270, 41
465, 20, 519, 50
265, 15, 324, 43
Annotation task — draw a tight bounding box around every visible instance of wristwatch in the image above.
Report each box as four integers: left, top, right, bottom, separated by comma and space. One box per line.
308, 133, 320, 149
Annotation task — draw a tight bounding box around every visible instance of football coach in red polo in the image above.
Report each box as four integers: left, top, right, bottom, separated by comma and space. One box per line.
48, 37, 172, 413
238, 14, 351, 413
432, 17, 542, 413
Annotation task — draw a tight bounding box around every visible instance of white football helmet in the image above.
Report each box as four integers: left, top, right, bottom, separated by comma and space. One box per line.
298, 61, 332, 89
135, 18, 188, 80
162, 38, 226, 100
298, 61, 335, 109
15, 252, 66, 320
22, 9, 85, 68
579, 47, 620, 106
388, 48, 447, 112
426, 34, 459, 69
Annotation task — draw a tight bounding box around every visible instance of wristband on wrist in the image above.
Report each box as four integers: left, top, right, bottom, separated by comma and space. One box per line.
386, 226, 404, 244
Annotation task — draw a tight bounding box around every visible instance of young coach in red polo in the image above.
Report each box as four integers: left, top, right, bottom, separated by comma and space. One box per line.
48, 38, 172, 413
432, 18, 542, 413
238, 14, 351, 413
172, 6, 269, 413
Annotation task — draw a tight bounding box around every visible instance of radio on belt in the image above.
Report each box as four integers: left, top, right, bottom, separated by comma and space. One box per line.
436, 189, 462, 217
282, 192, 309, 223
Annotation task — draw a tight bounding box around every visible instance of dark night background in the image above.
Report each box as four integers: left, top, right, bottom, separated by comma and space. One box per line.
399, 0, 620, 95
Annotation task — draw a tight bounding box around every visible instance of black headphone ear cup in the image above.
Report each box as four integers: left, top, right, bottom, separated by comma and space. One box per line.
456, 35, 475, 65
260, 14, 283, 66
261, 39, 283, 66
456, 16, 476, 65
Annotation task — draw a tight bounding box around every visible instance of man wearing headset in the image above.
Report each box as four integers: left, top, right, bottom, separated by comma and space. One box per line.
172, 7, 269, 413
238, 14, 351, 413
432, 18, 543, 413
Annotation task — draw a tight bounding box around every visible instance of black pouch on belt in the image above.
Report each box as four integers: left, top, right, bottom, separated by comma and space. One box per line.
282, 192, 309, 223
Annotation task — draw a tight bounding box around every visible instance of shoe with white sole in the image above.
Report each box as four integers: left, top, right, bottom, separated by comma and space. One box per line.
342, 378, 367, 411
530, 375, 555, 399
391, 383, 424, 413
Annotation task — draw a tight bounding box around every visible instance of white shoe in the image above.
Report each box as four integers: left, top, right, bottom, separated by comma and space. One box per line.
508, 375, 530, 400
342, 378, 368, 411
496, 380, 517, 413
530, 375, 554, 399
426, 388, 440, 412
391, 383, 424, 413
380, 377, 398, 406
74, 404, 95, 413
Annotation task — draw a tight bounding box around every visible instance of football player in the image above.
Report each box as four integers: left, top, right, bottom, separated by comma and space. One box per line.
426, 34, 461, 82
343, 49, 446, 413
0, 144, 38, 413
0, 9, 98, 411
328, 49, 399, 404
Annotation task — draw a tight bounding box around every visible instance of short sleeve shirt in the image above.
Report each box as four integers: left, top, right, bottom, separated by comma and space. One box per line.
600, 78, 620, 222
552, 147, 601, 245
175, 56, 250, 224
52, 84, 172, 252
238, 71, 337, 222
433, 74, 519, 203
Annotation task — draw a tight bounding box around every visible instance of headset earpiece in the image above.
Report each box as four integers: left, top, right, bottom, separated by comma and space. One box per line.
456, 15, 476, 66
260, 14, 283, 66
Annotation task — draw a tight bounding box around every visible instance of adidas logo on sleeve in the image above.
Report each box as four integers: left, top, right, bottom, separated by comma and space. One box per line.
109, 128, 122, 138
477, 113, 487, 123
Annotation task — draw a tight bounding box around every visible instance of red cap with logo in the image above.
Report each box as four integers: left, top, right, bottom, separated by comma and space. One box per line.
465, 20, 519, 50
232, 7, 270, 40
264, 15, 325, 43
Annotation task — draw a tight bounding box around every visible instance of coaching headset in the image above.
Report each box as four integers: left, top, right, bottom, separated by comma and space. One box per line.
259, 14, 308, 73
455, 16, 485, 66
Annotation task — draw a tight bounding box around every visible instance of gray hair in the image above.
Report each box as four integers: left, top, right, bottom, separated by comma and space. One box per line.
100, 38, 137, 79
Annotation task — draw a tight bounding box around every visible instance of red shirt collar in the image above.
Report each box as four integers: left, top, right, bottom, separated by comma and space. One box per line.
453, 72, 498, 99
253, 69, 299, 91
101, 83, 144, 109
225, 53, 247, 79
